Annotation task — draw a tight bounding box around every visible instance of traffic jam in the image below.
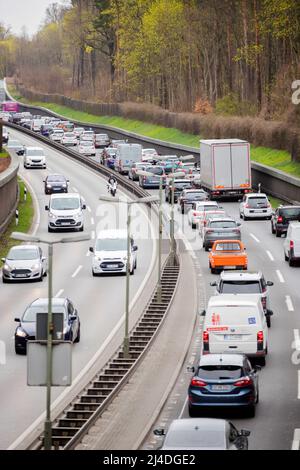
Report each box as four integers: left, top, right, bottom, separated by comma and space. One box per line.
2, 108, 300, 451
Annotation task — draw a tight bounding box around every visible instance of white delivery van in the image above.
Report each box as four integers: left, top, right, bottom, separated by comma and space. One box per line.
284, 222, 300, 266
31, 119, 44, 132
45, 193, 86, 232
90, 229, 138, 276
23, 146, 46, 169
115, 143, 143, 174
201, 294, 268, 365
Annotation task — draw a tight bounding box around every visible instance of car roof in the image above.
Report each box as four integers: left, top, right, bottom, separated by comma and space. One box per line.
25, 146, 43, 151
96, 229, 128, 239
208, 294, 261, 307
167, 418, 226, 434
246, 193, 267, 198
50, 192, 80, 199
9, 244, 39, 251
183, 189, 205, 193
220, 271, 262, 280
30, 298, 66, 306
198, 353, 245, 367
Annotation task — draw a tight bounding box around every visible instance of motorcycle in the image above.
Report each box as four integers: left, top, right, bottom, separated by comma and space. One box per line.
107, 181, 117, 197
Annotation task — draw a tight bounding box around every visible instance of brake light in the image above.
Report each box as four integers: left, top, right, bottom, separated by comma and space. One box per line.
191, 378, 207, 387
277, 216, 283, 223
257, 331, 264, 342
290, 240, 294, 249
245, 204, 250, 208
234, 377, 253, 387
203, 331, 209, 342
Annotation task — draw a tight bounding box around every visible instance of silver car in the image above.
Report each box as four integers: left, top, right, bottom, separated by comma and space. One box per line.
154, 418, 250, 450
202, 218, 241, 251
2, 245, 47, 283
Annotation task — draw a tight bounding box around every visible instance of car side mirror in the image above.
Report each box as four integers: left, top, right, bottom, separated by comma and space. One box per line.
240, 430, 251, 437
199, 310, 206, 316
82, 204, 86, 210
42, 257, 46, 262
210, 282, 217, 287
237, 222, 241, 226
267, 281, 274, 286
89, 247, 94, 253
153, 428, 165, 436
45, 205, 49, 211
133, 246, 138, 251
43, 180, 45, 183
238, 199, 242, 203
14, 318, 21, 322
70, 315, 77, 321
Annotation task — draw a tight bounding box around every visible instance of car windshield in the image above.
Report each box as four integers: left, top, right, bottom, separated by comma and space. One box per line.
51, 198, 80, 210
197, 204, 218, 211
173, 182, 191, 189
221, 280, 261, 293
247, 197, 268, 208
210, 221, 237, 229
23, 306, 66, 322
185, 192, 205, 200
54, 130, 64, 134
279, 207, 300, 218
96, 238, 127, 251
81, 141, 93, 146
147, 167, 163, 175
7, 248, 38, 260
26, 149, 44, 156
215, 242, 241, 251
97, 134, 108, 139
165, 429, 226, 449
64, 133, 75, 138
47, 175, 65, 182
198, 365, 243, 380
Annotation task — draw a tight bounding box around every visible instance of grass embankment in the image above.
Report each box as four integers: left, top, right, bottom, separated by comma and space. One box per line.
0, 179, 34, 267
0, 150, 8, 158
7, 84, 300, 178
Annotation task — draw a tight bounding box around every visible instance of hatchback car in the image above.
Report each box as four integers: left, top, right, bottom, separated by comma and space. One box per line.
188, 354, 259, 417
61, 132, 77, 147
2, 245, 47, 283
154, 419, 250, 450
44, 174, 69, 194
202, 218, 241, 251
78, 140, 96, 156
211, 271, 274, 327
14, 297, 80, 354
95, 133, 110, 148
50, 129, 64, 142
239, 193, 272, 220
177, 189, 208, 214
271, 205, 300, 237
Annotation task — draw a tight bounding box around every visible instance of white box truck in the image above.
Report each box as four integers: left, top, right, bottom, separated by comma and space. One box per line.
200, 139, 252, 199
115, 143, 142, 174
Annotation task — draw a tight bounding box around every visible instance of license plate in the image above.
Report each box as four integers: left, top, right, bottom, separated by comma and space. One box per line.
211, 385, 231, 392
15, 274, 27, 278
224, 335, 242, 340
62, 222, 71, 226
108, 264, 119, 269
224, 266, 234, 269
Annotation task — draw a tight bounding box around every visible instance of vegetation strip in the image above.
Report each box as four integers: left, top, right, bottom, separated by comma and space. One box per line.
0, 179, 34, 267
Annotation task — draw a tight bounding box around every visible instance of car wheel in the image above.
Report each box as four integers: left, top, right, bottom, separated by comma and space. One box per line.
181, 207, 184, 214
2, 277, 8, 284
204, 244, 209, 252
134, 259, 137, 269
43, 270, 47, 277
79, 225, 84, 232
74, 326, 80, 343
289, 257, 294, 267
38, 273, 43, 282
247, 405, 256, 418
92, 269, 97, 277
284, 251, 289, 261
130, 265, 134, 275
239, 212, 243, 219
244, 215, 248, 221
48, 227, 53, 233
188, 406, 198, 418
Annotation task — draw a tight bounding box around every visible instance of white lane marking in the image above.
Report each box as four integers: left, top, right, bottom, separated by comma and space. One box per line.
91, 217, 95, 225
292, 429, 300, 450
298, 371, 300, 400
72, 186, 79, 193
91, 230, 95, 240
87, 206, 92, 213
286, 296, 294, 312
54, 289, 64, 298
8, 200, 157, 451
71, 265, 83, 278
266, 250, 274, 261
294, 329, 300, 350
81, 196, 86, 202
86, 250, 91, 257
178, 397, 188, 419
250, 233, 260, 243
276, 270, 285, 283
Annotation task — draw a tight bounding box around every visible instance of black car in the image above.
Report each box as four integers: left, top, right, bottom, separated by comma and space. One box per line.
44, 174, 69, 194
165, 178, 192, 203
14, 297, 80, 354
271, 205, 300, 237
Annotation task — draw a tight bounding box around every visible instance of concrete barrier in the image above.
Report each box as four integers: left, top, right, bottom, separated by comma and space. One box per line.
0, 151, 19, 234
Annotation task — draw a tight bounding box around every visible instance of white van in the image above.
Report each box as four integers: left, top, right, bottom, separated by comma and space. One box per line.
23, 146, 46, 169
90, 229, 138, 275
284, 222, 300, 266
201, 295, 268, 365
31, 119, 44, 132
115, 143, 143, 174
45, 193, 86, 232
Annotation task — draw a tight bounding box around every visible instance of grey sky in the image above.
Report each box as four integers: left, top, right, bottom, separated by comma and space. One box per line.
0, 0, 70, 36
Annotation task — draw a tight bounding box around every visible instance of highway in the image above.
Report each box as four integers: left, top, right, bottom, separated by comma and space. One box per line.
0, 129, 156, 449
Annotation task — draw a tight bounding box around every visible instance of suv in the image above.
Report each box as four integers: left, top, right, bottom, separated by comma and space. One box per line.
24, 146, 46, 169
271, 205, 300, 237
283, 222, 300, 266
211, 271, 274, 327
239, 193, 272, 220
45, 193, 86, 232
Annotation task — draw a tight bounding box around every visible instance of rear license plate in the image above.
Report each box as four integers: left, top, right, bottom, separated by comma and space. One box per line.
224, 266, 234, 269
224, 335, 242, 340
211, 385, 231, 392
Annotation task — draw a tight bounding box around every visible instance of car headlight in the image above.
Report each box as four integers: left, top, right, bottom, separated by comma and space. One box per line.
62, 184, 67, 188
16, 327, 27, 338
3, 263, 12, 272
31, 263, 40, 270
49, 212, 56, 219
46, 184, 51, 188
123, 257, 128, 262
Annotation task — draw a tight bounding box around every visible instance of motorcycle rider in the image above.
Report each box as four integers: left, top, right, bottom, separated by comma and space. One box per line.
107, 174, 117, 196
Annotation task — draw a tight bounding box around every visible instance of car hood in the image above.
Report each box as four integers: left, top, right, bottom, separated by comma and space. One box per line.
5, 259, 40, 269
50, 208, 81, 217
94, 250, 127, 259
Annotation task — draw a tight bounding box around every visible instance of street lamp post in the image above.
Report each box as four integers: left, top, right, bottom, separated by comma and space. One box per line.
11, 231, 90, 450
99, 195, 158, 358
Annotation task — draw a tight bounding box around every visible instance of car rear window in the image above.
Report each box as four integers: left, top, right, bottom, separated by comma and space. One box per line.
279, 207, 300, 218
147, 167, 163, 175
197, 365, 243, 380
210, 221, 237, 229
220, 280, 261, 294
247, 197, 268, 208
215, 242, 241, 251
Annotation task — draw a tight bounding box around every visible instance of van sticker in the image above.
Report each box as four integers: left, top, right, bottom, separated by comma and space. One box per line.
248, 317, 256, 324
207, 326, 228, 332
211, 313, 221, 326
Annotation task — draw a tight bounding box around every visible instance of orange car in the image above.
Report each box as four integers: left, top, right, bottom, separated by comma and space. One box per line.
208, 240, 247, 274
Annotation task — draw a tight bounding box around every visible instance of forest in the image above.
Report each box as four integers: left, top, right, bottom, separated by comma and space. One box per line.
0, 0, 299, 124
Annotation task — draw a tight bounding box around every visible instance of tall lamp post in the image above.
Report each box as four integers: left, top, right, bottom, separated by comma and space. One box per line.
11, 231, 91, 450
98, 195, 158, 358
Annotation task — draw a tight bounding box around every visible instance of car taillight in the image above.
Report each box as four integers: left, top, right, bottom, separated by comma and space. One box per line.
290, 240, 294, 249
191, 378, 207, 387
234, 377, 253, 387
257, 331, 264, 342
277, 216, 283, 223
203, 331, 209, 342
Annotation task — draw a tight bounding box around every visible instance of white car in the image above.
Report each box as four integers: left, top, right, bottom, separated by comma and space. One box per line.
284, 222, 300, 266
50, 129, 64, 142
61, 132, 77, 146
95, 133, 110, 147
2, 245, 47, 283
187, 201, 219, 229
0, 112, 10, 122
78, 140, 96, 156
23, 146, 46, 169
90, 229, 138, 276
2, 126, 9, 143
74, 127, 85, 139
142, 148, 158, 162
81, 130, 95, 142
45, 193, 86, 232
239, 193, 272, 220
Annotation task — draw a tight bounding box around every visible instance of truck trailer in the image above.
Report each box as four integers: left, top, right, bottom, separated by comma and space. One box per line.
200, 139, 252, 199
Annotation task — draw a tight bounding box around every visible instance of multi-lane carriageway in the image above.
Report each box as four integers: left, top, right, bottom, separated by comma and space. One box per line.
1, 127, 300, 450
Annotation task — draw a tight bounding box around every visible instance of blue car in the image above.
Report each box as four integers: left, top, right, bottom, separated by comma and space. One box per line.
188, 354, 259, 418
